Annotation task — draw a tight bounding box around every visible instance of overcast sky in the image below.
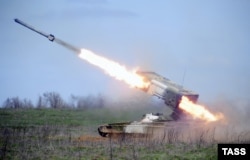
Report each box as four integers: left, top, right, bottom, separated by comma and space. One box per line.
0, 0, 250, 105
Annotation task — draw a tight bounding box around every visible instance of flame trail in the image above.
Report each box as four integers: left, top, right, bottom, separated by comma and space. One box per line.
79, 49, 149, 88
179, 96, 223, 122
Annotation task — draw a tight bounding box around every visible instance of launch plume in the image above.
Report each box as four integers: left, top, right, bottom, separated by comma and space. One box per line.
79, 49, 149, 89
179, 96, 223, 122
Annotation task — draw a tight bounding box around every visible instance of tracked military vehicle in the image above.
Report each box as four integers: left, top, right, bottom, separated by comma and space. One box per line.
98, 71, 199, 137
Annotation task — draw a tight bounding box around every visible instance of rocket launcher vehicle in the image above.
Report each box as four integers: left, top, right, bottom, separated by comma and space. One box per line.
136, 71, 199, 120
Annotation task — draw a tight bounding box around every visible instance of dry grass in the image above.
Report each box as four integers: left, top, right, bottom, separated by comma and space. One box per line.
1, 125, 250, 159
0, 108, 250, 159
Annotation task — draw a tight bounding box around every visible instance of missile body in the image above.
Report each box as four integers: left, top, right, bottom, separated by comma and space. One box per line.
14, 18, 80, 53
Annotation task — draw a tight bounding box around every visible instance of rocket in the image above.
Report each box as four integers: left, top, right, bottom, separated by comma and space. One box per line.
14, 18, 80, 53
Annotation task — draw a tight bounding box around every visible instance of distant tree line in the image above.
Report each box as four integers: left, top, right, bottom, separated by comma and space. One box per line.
2, 92, 105, 109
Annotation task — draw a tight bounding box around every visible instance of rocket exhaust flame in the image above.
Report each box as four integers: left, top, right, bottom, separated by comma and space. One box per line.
179, 96, 223, 122
14, 18, 149, 89
79, 49, 149, 89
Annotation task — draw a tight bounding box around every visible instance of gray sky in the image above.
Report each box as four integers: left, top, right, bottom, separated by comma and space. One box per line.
1, 0, 250, 104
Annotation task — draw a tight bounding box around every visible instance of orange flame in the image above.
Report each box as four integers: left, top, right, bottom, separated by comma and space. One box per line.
179, 96, 223, 122
79, 49, 149, 88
